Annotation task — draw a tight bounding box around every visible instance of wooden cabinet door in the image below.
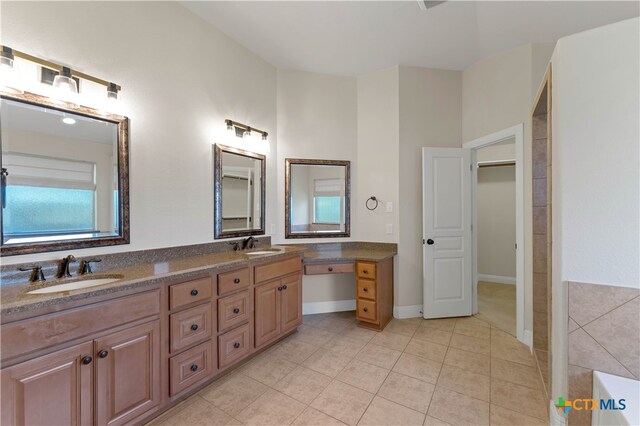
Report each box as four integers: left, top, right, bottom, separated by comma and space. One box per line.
1, 341, 94, 426
281, 274, 302, 334
95, 320, 160, 426
254, 280, 281, 348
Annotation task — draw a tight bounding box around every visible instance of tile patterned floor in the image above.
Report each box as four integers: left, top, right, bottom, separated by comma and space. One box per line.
476, 282, 516, 337
148, 312, 549, 426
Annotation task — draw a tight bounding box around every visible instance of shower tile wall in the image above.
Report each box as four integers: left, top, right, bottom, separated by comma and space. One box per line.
567, 282, 639, 425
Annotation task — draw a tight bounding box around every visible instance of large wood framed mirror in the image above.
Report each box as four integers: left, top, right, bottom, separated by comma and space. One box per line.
285, 158, 350, 239
213, 144, 266, 239
0, 92, 130, 256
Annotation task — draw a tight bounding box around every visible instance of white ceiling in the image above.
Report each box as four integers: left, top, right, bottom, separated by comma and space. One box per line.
182, 1, 639, 75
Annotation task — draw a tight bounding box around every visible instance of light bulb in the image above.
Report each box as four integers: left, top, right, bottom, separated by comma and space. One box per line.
53, 67, 78, 94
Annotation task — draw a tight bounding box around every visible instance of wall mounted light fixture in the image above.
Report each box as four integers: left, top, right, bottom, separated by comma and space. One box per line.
0, 45, 121, 101
225, 119, 268, 141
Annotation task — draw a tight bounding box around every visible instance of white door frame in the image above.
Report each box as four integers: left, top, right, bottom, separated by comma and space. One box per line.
463, 123, 525, 345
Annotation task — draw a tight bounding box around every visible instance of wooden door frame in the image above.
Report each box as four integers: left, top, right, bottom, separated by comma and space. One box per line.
463, 124, 526, 346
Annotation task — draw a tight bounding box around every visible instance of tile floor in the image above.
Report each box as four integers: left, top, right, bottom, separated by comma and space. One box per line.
148, 312, 548, 426
475, 282, 516, 336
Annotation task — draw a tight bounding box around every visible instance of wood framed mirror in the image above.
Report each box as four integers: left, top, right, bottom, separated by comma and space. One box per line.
213, 144, 266, 239
0, 92, 130, 256
285, 158, 350, 239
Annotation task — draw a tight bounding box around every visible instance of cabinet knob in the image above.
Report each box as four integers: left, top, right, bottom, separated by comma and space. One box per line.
283, 285, 288, 290
233, 307, 240, 314
278, 286, 283, 291
233, 342, 240, 349
363, 270, 368, 274
328, 267, 333, 272
363, 307, 368, 313
98, 350, 109, 358
234, 278, 240, 284
191, 289, 198, 296
363, 287, 368, 292
82, 356, 93, 365
191, 324, 199, 331
190, 364, 198, 372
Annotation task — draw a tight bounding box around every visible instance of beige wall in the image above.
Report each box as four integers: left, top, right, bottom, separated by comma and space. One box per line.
462, 42, 555, 336
2, 1, 278, 266
275, 70, 357, 307
477, 165, 516, 279
397, 66, 462, 313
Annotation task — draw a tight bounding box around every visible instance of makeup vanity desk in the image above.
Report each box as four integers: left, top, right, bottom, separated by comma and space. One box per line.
299, 242, 397, 331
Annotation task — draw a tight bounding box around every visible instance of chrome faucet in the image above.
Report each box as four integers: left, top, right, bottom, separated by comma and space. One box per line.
57, 255, 76, 278
18, 265, 46, 283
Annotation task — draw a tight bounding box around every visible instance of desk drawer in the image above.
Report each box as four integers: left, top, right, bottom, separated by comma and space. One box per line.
356, 262, 376, 279
169, 277, 213, 311
218, 267, 250, 296
357, 278, 376, 300
170, 303, 213, 353
169, 340, 214, 396
218, 290, 250, 332
218, 323, 251, 369
357, 299, 377, 323
304, 262, 354, 275
254, 256, 301, 284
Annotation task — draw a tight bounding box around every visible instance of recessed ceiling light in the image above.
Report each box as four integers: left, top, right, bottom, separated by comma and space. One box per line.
62, 117, 76, 125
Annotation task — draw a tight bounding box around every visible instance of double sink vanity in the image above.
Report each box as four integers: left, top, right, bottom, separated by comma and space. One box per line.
0, 240, 396, 425
0, 62, 395, 426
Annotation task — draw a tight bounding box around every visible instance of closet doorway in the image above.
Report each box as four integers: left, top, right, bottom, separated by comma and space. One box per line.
475, 141, 517, 335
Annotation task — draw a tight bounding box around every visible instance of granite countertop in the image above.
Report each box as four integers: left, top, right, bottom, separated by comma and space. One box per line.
0, 241, 397, 321
0, 245, 304, 319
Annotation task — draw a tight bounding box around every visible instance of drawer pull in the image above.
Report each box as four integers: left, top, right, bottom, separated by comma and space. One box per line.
278, 286, 283, 291
234, 278, 240, 284
82, 356, 93, 365
363, 270, 368, 274
233, 307, 240, 314
233, 342, 240, 349
283, 285, 288, 290
98, 350, 109, 358
363, 307, 368, 313
190, 289, 199, 296
191, 324, 199, 331
328, 267, 333, 272
363, 287, 368, 292
190, 364, 198, 372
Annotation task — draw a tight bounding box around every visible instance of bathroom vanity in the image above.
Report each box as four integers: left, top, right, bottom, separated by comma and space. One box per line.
0, 247, 303, 426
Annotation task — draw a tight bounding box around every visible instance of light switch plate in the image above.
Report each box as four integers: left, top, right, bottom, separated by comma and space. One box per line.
386, 201, 393, 212
386, 223, 393, 234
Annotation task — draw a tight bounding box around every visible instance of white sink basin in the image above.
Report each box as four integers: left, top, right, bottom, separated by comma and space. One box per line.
27, 278, 121, 294
244, 250, 281, 256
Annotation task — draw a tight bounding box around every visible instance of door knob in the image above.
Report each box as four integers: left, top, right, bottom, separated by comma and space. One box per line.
426, 239, 434, 245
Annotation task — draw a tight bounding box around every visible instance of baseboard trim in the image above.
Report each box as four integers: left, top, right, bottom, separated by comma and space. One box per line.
478, 274, 516, 285
523, 329, 533, 349
393, 305, 423, 319
549, 400, 566, 426
302, 300, 355, 315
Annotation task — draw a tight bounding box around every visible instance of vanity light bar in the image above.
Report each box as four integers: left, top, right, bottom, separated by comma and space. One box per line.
0, 45, 121, 99
225, 119, 268, 141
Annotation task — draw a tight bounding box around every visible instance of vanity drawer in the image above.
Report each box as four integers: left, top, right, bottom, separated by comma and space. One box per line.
218, 267, 250, 296
304, 262, 354, 275
218, 290, 250, 332
356, 262, 376, 279
169, 277, 213, 311
357, 299, 377, 323
170, 303, 213, 353
218, 323, 251, 369
169, 340, 215, 396
254, 256, 301, 284
357, 278, 376, 301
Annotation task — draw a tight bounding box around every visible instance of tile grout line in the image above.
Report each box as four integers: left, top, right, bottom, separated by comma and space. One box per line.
571, 293, 639, 330
575, 323, 637, 380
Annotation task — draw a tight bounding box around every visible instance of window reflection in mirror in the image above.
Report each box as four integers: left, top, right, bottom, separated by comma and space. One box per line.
214, 144, 265, 239
285, 159, 350, 238
0, 95, 129, 255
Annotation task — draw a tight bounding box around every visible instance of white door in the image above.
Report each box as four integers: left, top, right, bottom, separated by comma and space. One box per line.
422, 148, 472, 318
